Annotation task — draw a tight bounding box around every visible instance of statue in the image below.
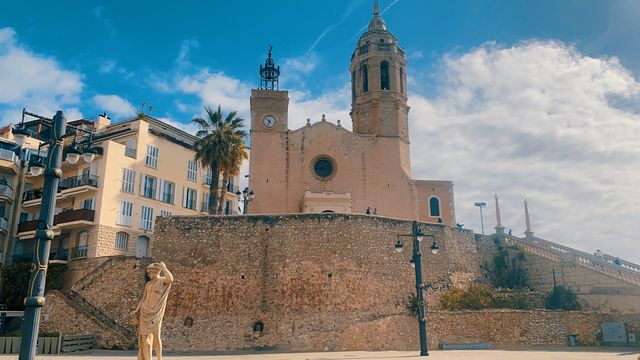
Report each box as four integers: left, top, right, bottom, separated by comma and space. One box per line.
131, 262, 173, 360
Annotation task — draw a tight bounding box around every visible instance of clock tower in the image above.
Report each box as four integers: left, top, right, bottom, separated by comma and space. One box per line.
250, 47, 289, 133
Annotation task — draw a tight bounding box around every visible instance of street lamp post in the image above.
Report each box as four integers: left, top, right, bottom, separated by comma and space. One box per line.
12, 110, 98, 360
235, 187, 255, 214
474, 201, 487, 235
394, 220, 439, 357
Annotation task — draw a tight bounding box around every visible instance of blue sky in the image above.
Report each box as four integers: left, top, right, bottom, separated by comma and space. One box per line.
1, 1, 639, 262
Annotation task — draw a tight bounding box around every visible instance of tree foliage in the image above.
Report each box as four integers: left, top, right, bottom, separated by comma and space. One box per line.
491, 244, 529, 289
545, 285, 580, 310
192, 105, 248, 215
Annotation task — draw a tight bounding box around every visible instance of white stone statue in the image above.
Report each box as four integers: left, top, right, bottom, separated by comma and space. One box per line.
131, 262, 173, 360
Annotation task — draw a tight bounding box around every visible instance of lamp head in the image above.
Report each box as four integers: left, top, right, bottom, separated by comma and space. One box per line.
12, 127, 30, 146
29, 164, 44, 177
82, 149, 97, 163
66, 145, 82, 164
430, 240, 440, 255
394, 239, 404, 253
248, 190, 255, 200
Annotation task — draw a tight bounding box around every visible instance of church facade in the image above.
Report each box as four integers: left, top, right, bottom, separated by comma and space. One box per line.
248, 2, 456, 225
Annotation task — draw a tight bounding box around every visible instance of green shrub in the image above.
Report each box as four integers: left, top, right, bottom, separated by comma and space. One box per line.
406, 293, 420, 317
491, 245, 529, 289
545, 285, 580, 310
1, 262, 67, 308
440, 284, 492, 310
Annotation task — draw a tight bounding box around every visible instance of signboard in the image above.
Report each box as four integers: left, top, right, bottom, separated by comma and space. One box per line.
601, 322, 627, 343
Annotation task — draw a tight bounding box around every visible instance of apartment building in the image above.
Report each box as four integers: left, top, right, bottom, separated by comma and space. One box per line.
2, 114, 240, 264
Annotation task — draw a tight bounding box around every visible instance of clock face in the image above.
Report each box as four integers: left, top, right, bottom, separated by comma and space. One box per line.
262, 115, 277, 129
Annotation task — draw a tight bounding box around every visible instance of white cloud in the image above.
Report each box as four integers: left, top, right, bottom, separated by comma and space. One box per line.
408, 40, 640, 262
0, 27, 84, 125
177, 69, 251, 118
92, 94, 135, 118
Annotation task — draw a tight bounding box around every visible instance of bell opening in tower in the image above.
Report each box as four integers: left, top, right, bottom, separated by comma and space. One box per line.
259, 46, 280, 91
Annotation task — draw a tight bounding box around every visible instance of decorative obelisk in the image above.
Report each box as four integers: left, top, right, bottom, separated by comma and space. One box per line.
524, 199, 534, 239
494, 194, 505, 234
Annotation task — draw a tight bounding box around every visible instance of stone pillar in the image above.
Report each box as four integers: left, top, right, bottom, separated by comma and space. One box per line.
524, 199, 534, 239
494, 194, 505, 235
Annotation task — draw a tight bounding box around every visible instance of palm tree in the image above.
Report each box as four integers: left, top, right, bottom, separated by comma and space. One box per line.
216, 137, 249, 214
192, 105, 247, 215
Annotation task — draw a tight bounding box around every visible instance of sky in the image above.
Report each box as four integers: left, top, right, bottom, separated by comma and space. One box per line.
0, 0, 639, 262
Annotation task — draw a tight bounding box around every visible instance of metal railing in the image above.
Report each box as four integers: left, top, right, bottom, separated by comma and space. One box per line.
17, 209, 95, 233
0, 184, 13, 198
23, 175, 99, 202
0, 148, 16, 162
124, 147, 136, 158
70, 245, 88, 259
503, 234, 640, 286
49, 247, 68, 261
59, 174, 99, 189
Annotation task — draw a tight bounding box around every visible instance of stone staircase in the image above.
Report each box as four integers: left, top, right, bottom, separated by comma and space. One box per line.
64, 289, 135, 340
502, 234, 640, 287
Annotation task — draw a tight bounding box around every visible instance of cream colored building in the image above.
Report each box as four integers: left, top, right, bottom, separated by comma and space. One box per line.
248, 3, 456, 225
2, 114, 240, 264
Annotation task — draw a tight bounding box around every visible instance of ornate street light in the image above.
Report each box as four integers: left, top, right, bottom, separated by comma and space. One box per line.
394, 221, 440, 357
235, 187, 255, 214
13, 109, 99, 360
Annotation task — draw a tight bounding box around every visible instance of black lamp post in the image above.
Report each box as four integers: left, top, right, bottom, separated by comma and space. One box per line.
235, 187, 255, 214
13, 109, 98, 360
394, 220, 439, 357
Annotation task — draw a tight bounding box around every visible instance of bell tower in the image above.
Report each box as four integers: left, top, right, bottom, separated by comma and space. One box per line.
349, 0, 409, 141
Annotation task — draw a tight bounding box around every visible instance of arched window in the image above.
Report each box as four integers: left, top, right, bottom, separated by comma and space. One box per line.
136, 235, 149, 258
75, 230, 89, 258
380, 61, 390, 90
351, 71, 356, 100
115, 232, 129, 250
399, 68, 404, 94
361, 64, 369, 93
429, 197, 441, 217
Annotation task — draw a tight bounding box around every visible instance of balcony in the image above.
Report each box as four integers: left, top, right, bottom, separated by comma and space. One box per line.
0, 184, 13, 202
0, 216, 8, 234
0, 148, 19, 174
70, 245, 88, 259
23, 174, 99, 206
125, 147, 136, 159
17, 208, 95, 234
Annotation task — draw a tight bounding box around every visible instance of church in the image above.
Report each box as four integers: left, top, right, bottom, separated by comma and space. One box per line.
248, 1, 456, 225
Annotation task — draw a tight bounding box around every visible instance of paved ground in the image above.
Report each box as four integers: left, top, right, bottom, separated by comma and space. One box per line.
1, 349, 638, 359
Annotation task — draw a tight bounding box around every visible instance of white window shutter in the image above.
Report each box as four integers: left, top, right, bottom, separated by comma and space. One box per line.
182, 186, 187, 207
140, 174, 145, 195
195, 190, 200, 211
156, 179, 163, 200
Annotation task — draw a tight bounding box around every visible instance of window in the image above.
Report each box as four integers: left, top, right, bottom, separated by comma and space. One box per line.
145, 145, 158, 168
115, 232, 129, 250
140, 205, 154, 230
380, 61, 390, 90
160, 210, 172, 217
124, 139, 136, 158
183, 187, 197, 210
118, 200, 134, 226
160, 180, 175, 204
204, 167, 213, 185
75, 231, 89, 258
399, 68, 404, 94
202, 192, 211, 212
361, 64, 369, 93
351, 71, 356, 100
141, 175, 156, 199
121, 168, 136, 193
429, 196, 441, 217
313, 156, 335, 179
187, 160, 198, 182
83, 198, 94, 210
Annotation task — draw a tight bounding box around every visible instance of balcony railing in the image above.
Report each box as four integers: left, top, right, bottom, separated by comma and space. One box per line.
17, 209, 95, 233
0, 216, 8, 233
125, 147, 136, 158
0, 184, 13, 199
49, 247, 69, 261
23, 175, 99, 202
70, 245, 88, 259
59, 174, 99, 190
0, 148, 16, 162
